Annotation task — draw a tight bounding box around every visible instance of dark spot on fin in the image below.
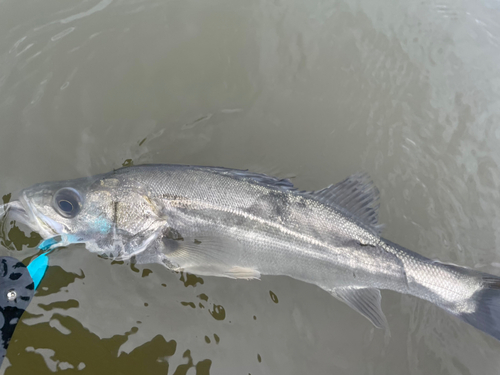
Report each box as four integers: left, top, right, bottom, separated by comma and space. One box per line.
161, 228, 185, 253
163, 227, 184, 241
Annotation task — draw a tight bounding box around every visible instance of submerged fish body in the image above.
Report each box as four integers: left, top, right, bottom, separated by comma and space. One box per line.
13, 164, 500, 340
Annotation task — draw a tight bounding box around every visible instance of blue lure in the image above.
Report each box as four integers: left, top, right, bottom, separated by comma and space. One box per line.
0, 245, 50, 367
27, 252, 49, 290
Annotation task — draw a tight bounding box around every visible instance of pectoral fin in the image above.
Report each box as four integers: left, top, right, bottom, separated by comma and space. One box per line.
328, 287, 388, 330
159, 234, 261, 280
182, 265, 261, 280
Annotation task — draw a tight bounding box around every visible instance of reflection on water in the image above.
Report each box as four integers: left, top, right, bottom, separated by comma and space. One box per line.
33, 266, 85, 298
3, 255, 218, 374
2, 0, 500, 373
179, 272, 204, 288
181, 293, 226, 321
208, 304, 226, 321
0, 221, 41, 251
38, 299, 80, 312
0, 193, 42, 251
269, 291, 279, 304
8, 312, 215, 375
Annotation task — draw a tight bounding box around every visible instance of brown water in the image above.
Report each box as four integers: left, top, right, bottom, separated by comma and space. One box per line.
1, 0, 500, 373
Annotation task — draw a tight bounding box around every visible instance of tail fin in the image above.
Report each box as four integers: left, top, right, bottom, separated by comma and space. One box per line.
458, 275, 500, 341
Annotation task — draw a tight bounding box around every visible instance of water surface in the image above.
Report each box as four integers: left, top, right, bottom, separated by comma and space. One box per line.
1, 0, 500, 373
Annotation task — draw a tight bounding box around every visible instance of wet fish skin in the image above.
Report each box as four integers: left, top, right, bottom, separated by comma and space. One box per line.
13, 164, 500, 340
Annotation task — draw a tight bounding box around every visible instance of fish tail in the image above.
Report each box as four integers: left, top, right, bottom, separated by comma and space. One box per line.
458, 273, 500, 341
384, 239, 500, 340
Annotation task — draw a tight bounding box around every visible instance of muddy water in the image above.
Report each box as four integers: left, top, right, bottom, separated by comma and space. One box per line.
1, 0, 500, 373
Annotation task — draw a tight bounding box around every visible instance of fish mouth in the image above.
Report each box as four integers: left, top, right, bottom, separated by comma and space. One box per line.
12, 194, 62, 239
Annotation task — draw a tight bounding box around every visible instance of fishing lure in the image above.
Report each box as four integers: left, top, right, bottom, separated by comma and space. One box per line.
0, 253, 48, 367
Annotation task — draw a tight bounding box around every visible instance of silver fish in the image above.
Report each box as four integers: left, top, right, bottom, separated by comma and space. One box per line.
9, 164, 500, 340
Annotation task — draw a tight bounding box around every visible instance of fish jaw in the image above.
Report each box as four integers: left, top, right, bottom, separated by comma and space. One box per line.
17, 193, 62, 239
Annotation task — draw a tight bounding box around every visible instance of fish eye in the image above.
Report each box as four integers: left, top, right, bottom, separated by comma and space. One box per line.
52, 188, 82, 218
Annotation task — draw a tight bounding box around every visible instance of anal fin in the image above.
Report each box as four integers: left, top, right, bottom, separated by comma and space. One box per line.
328, 287, 389, 331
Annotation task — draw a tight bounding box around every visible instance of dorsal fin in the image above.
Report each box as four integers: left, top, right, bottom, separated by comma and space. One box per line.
303, 173, 383, 235
212, 168, 383, 234
206, 167, 296, 191
116, 165, 297, 191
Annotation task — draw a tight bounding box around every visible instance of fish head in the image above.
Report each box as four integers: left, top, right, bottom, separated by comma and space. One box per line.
15, 174, 163, 258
